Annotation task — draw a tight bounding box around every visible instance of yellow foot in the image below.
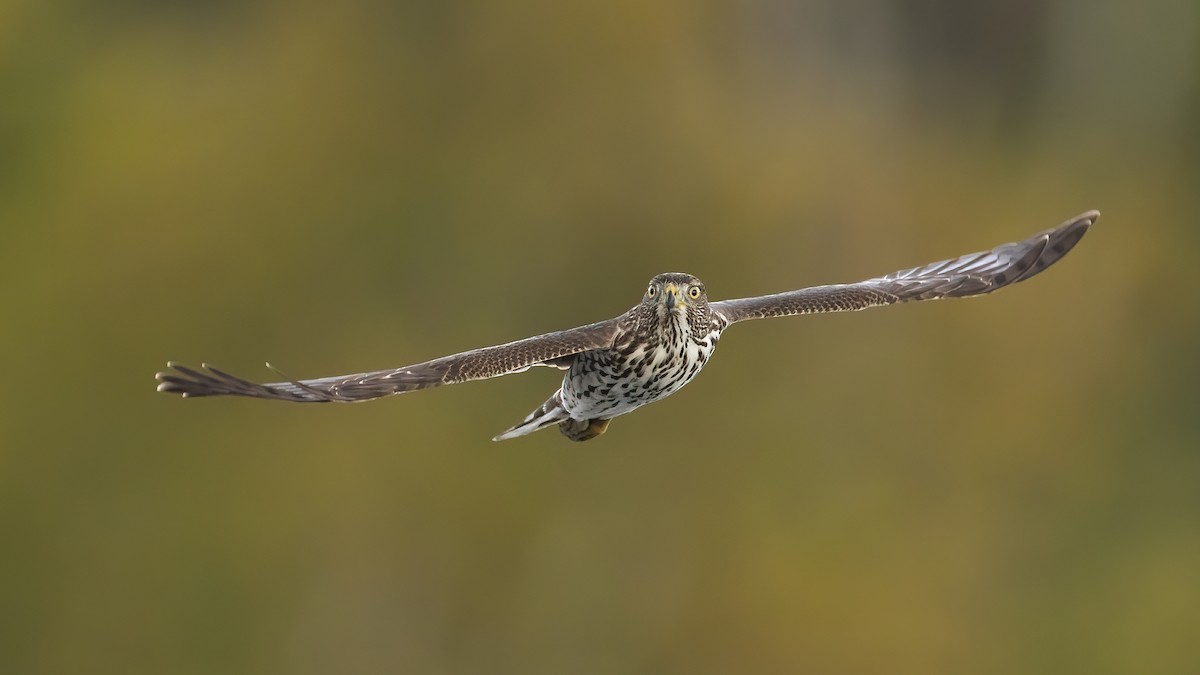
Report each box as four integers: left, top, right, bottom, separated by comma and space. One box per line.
559, 418, 611, 442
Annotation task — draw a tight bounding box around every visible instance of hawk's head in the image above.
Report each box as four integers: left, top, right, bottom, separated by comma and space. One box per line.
641, 272, 710, 335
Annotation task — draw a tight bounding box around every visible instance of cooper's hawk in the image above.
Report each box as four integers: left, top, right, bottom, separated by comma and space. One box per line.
157, 211, 1097, 441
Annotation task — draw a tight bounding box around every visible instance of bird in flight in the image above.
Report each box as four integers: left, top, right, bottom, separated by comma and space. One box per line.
157, 211, 1097, 441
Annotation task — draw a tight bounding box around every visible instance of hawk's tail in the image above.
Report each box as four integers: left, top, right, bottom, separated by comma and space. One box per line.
493, 390, 572, 442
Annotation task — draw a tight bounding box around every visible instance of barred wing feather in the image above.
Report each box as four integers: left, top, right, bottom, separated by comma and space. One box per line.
711, 211, 1096, 324
156, 318, 624, 402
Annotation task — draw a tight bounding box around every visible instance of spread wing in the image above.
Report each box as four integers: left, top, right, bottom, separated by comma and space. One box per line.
711, 210, 1097, 325
156, 317, 625, 403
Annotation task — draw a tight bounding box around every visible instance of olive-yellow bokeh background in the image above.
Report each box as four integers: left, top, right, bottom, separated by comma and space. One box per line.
2, 1, 1198, 673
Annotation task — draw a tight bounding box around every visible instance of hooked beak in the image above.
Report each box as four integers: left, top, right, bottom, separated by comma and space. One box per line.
663, 283, 680, 310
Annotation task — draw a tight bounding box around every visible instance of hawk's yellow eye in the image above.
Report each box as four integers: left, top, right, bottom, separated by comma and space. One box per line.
647, 285, 657, 298
688, 286, 701, 299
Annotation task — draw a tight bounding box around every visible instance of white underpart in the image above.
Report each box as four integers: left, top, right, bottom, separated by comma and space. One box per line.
559, 311, 717, 421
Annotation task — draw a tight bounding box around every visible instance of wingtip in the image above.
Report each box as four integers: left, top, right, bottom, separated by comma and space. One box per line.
156, 379, 189, 396
156, 366, 179, 393
1074, 209, 1100, 227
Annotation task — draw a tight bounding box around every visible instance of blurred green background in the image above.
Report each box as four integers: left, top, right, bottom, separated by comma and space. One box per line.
2, 1, 1198, 673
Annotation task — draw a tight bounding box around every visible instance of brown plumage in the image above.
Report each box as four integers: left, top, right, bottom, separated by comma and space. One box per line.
157, 210, 1097, 441
157, 318, 623, 402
